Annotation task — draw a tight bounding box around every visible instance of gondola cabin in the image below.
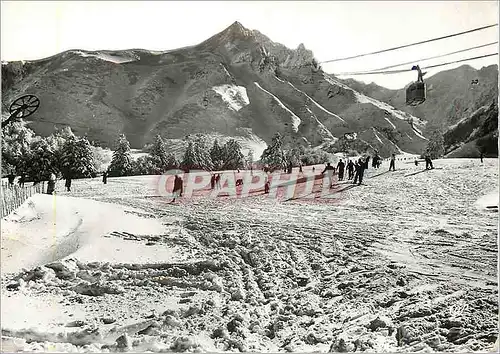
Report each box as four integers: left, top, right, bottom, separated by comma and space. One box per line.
406, 65, 426, 106
406, 81, 426, 106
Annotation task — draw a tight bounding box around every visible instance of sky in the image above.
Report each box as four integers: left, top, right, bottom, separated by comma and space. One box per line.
1, 1, 498, 89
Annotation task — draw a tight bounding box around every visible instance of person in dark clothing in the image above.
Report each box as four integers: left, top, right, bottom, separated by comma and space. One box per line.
372, 156, 378, 169
389, 154, 396, 171
353, 158, 365, 185
65, 176, 72, 192
347, 160, 355, 180
414, 159, 419, 166
171, 175, 183, 203
425, 156, 434, 170
102, 171, 108, 184
312, 167, 316, 173
321, 163, 335, 188
337, 159, 345, 181
364, 156, 370, 169
299, 164, 303, 173
287, 162, 293, 174
7, 173, 15, 187
47, 173, 56, 195
264, 180, 270, 194
215, 174, 221, 189
210, 174, 216, 190
480, 153, 484, 163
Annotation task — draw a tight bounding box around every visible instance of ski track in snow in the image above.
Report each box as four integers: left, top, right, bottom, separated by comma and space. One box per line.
323, 74, 427, 133
384, 117, 397, 130
372, 128, 384, 144
254, 82, 301, 132
1, 159, 498, 353
305, 107, 337, 141
212, 84, 250, 112
281, 78, 346, 123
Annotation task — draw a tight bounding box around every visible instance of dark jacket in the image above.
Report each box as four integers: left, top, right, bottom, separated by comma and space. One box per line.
173, 176, 183, 193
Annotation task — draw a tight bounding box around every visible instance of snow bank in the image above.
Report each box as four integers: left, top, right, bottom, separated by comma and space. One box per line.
475, 190, 499, 210
212, 84, 249, 111
254, 82, 301, 132
1, 194, 174, 274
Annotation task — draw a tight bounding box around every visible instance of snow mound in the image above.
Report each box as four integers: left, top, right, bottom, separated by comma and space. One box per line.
72, 50, 138, 64
1, 194, 172, 274
254, 82, 301, 132
212, 84, 250, 111
475, 190, 499, 211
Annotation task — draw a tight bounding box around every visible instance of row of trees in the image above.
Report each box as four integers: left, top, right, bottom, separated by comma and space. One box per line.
2, 122, 97, 181
2, 120, 331, 180
108, 134, 250, 177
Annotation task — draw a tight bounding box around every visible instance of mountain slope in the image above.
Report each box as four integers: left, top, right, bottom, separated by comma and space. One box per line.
443, 101, 498, 158
2, 22, 428, 156
342, 64, 498, 133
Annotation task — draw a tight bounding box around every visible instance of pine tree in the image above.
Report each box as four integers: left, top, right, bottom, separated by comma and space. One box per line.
221, 139, 245, 170
149, 134, 168, 171
165, 153, 179, 170
246, 150, 254, 169
424, 130, 445, 159
260, 133, 286, 172
109, 134, 132, 177
182, 137, 213, 170
61, 136, 96, 178
181, 141, 196, 171
210, 139, 224, 170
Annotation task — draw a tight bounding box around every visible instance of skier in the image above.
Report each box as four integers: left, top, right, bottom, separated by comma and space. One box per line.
364, 156, 371, 169
47, 173, 56, 195
210, 174, 216, 190
171, 175, 183, 203
425, 155, 434, 170
321, 162, 335, 188
65, 175, 72, 192
337, 159, 345, 181
299, 164, 303, 173
102, 171, 108, 184
353, 158, 365, 185
347, 160, 355, 180
215, 173, 221, 189
389, 154, 396, 171
312, 166, 316, 173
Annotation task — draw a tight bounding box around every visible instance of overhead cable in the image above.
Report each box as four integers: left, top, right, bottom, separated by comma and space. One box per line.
334, 52, 498, 76
319, 23, 498, 64
336, 41, 498, 74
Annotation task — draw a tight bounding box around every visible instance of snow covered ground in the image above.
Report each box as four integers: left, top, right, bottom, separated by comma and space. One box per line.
1, 158, 498, 352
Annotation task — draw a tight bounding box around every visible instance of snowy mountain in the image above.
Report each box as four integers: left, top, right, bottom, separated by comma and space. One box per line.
2, 21, 428, 156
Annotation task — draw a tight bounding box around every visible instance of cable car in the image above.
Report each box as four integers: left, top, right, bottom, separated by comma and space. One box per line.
406, 65, 426, 106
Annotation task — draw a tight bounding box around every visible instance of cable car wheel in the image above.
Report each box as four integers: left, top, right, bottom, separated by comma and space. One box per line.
2, 95, 40, 128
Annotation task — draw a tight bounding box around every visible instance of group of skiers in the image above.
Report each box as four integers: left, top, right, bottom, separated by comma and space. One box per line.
322, 157, 369, 187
